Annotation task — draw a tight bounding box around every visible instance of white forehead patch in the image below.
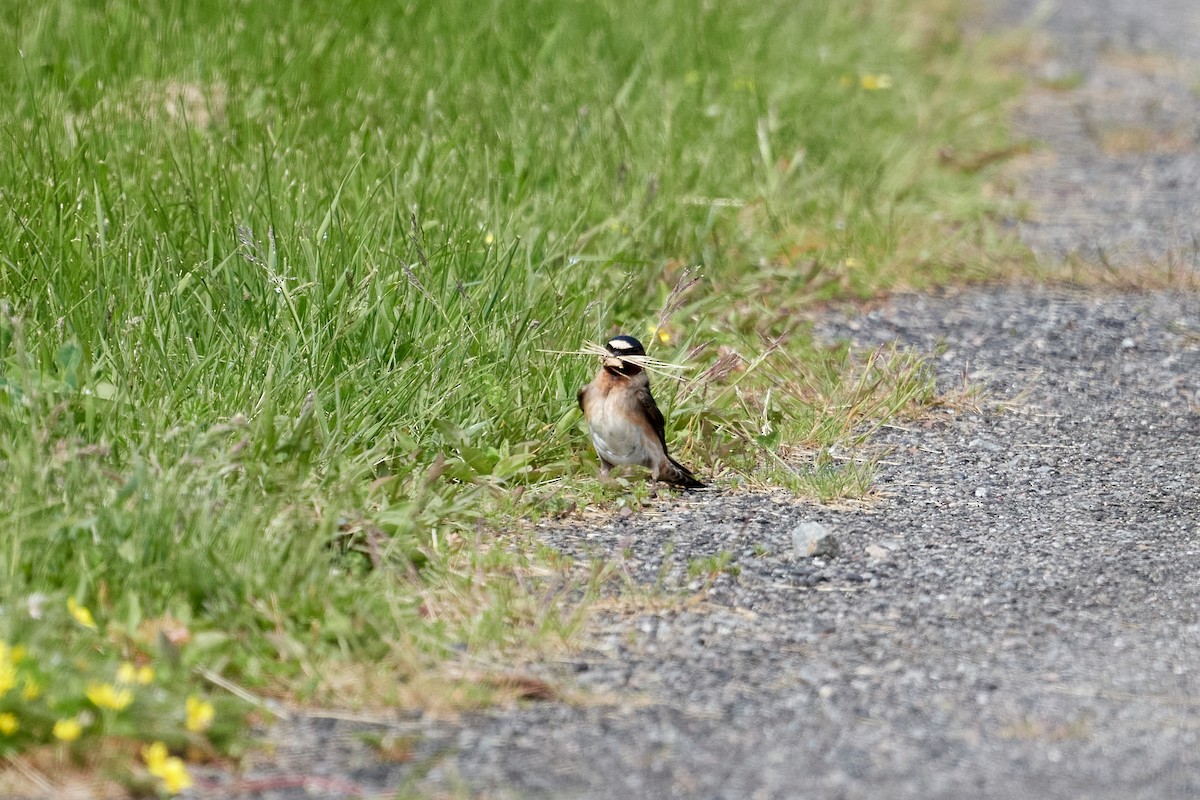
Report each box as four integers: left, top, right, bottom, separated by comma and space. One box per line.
608, 339, 636, 351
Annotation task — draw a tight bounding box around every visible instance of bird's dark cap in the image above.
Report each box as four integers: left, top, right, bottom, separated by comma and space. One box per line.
605, 335, 646, 357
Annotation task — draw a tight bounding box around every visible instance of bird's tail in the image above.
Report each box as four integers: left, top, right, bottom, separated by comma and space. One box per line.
663, 456, 706, 489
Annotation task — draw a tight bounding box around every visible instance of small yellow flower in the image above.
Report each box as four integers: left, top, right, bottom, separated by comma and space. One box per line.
158, 757, 193, 794
859, 73, 893, 91
484, 232, 495, 245
646, 323, 672, 344
143, 742, 193, 795
845, 257, 860, 268
117, 662, 155, 685
9, 645, 25, 664
0, 712, 18, 735
0, 661, 14, 697
142, 741, 169, 771
53, 718, 83, 742
67, 598, 97, 630
21, 676, 41, 701
186, 696, 215, 732
86, 682, 134, 711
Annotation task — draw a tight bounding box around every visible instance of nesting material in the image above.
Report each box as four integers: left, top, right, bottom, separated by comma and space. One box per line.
540, 341, 692, 378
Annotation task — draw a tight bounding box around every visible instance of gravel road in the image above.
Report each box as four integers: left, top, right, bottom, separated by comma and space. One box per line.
184, 2, 1200, 798
988, 0, 1200, 265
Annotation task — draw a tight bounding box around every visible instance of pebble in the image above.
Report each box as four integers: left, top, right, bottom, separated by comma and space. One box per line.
792, 522, 839, 559
865, 544, 891, 561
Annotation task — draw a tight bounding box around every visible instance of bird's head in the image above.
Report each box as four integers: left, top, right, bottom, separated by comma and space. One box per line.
603, 334, 646, 375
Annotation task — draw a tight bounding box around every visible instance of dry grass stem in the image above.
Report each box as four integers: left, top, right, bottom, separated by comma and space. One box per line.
539, 342, 694, 378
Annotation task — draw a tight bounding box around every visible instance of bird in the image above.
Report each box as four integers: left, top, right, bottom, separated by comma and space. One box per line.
577, 334, 705, 489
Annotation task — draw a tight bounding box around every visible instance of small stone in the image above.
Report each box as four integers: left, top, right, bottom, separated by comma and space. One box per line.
865, 544, 890, 561
1121, 337, 1136, 349
792, 522, 839, 559
974, 487, 988, 498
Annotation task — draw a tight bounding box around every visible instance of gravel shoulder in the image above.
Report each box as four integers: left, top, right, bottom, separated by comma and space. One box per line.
990, 0, 1200, 265
185, 2, 1200, 798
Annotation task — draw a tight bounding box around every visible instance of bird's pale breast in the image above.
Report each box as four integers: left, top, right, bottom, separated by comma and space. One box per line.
587, 388, 655, 467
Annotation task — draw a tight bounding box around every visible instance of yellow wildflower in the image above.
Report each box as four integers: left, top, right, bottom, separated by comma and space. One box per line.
160, 758, 192, 794
646, 323, 672, 344
142, 741, 169, 770
186, 696, 215, 732
9, 645, 25, 663
859, 73, 893, 91
0, 712, 17, 735
67, 598, 97, 630
143, 742, 193, 795
0, 662, 14, 697
86, 682, 134, 711
53, 718, 83, 742
484, 232, 495, 245
21, 676, 40, 701
158, 757, 193, 794
117, 662, 155, 685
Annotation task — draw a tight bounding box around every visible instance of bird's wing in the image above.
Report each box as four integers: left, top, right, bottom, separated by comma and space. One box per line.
632, 381, 668, 450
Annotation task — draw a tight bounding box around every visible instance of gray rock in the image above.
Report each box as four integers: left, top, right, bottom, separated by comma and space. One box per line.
865, 543, 891, 561
791, 522, 839, 559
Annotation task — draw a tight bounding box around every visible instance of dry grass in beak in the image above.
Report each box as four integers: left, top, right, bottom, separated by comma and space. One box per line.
537, 341, 693, 378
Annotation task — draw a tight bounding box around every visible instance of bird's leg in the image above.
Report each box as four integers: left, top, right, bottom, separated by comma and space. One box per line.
599, 457, 615, 479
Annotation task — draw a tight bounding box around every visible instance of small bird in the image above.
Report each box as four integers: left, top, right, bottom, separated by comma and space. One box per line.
577, 335, 705, 489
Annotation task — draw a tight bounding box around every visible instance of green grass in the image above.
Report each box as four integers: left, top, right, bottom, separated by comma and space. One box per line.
0, 0, 1018, 781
